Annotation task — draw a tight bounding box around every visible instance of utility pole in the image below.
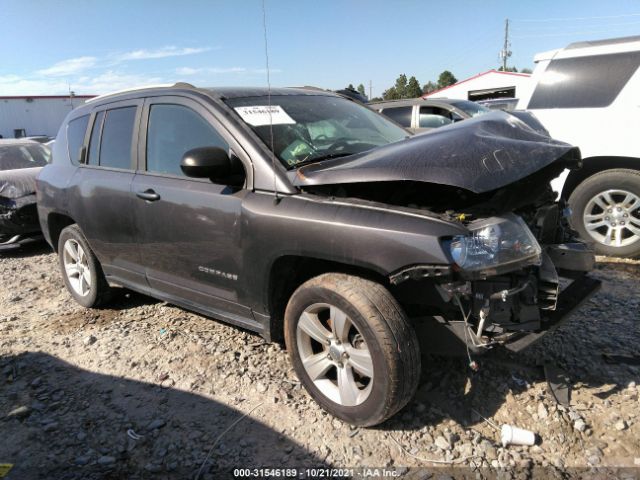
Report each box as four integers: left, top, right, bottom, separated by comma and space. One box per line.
500, 18, 512, 71
369, 80, 372, 100
68, 83, 75, 111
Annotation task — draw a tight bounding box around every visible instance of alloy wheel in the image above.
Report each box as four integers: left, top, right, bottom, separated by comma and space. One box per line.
583, 189, 640, 248
296, 303, 374, 407
62, 239, 92, 297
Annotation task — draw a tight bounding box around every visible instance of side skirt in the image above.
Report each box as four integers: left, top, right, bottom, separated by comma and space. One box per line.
106, 274, 268, 339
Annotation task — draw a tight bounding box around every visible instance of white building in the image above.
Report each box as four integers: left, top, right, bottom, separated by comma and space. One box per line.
423, 69, 531, 102
0, 95, 95, 139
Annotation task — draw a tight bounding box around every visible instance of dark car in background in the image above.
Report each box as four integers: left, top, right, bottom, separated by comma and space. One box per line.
37, 84, 598, 426
369, 98, 491, 133
0, 139, 50, 247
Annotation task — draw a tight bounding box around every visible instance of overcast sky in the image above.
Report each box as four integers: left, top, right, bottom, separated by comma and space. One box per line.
2, 0, 639, 97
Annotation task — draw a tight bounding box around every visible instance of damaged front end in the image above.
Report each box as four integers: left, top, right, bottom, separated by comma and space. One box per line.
295, 112, 600, 353
388, 204, 600, 354
387, 187, 600, 353
0, 167, 43, 245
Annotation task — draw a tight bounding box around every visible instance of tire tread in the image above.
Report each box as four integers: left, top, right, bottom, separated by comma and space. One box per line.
286, 273, 420, 426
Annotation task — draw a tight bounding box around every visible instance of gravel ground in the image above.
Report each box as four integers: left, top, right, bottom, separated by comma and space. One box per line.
1, 243, 639, 479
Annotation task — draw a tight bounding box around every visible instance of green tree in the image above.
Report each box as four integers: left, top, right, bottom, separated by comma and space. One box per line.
357, 83, 366, 96
520, 68, 533, 74
406, 76, 422, 98
382, 86, 399, 100
347, 83, 355, 90
422, 81, 437, 95
437, 70, 457, 89
394, 74, 408, 98
498, 66, 519, 72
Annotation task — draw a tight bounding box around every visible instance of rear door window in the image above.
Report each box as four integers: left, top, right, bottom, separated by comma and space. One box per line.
67, 115, 89, 165
528, 51, 640, 109
380, 106, 413, 127
98, 107, 137, 169
146, 104, 228, 176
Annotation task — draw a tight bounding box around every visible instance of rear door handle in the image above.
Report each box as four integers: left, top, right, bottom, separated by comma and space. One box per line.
136, 189, 160, 202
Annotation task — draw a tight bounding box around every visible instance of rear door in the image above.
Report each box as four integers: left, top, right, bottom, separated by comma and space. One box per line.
131, 96, 251, 318
70, 99, 144, 285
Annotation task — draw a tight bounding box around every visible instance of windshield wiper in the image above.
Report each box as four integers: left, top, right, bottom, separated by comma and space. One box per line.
295, 152, 356, 167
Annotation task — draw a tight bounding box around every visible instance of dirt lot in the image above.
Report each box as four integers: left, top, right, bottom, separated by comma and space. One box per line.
1, 243, 639, 479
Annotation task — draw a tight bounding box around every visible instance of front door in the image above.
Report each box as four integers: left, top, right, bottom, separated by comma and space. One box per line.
131, 96, 251, 318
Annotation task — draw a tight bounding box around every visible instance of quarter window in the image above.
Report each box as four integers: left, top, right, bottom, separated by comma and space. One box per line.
67, 115, 89, 165
528, 51, 640, 109
380, 106, 412, 128
146, 104, 228, 176
99, 107, 137, 169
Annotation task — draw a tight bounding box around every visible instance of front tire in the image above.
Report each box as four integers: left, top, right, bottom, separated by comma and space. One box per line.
284, 273, 420, 426
568, 169, 640, 258
58, 224, 112, 308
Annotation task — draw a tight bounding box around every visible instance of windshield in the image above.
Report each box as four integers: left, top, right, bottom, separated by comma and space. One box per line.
0, 144, 50, 171
450, 100, 491, 118
225, 94, 408, 169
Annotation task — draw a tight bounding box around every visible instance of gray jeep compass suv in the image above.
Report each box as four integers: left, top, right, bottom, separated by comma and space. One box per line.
37, 83, 599, 426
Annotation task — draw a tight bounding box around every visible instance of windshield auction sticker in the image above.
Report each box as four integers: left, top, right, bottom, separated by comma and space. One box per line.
234, 106, 296, 127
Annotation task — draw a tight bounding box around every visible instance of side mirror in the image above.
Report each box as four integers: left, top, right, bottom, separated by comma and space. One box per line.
180, 147, 231, 179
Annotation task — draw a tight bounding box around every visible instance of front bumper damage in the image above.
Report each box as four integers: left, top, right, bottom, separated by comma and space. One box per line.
398, 242, 601, 355
0, 194, 41, 244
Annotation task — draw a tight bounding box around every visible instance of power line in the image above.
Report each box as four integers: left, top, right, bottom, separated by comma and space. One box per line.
513, 12, 640, 22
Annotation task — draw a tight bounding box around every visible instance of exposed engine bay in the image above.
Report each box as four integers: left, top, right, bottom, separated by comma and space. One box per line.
299, 150, 597, 354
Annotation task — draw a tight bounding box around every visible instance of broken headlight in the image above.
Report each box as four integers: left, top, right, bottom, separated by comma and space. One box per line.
447, 214, 542, 274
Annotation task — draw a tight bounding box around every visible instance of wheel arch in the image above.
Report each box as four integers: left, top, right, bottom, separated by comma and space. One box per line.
47, 212, 76, 252
562, 156, 640, 199
265, 255, 390, 344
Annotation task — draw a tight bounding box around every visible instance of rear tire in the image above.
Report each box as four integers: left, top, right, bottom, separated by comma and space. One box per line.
58, 224, 112, 308
284, 273, 420, 426
568, 169, 640, 258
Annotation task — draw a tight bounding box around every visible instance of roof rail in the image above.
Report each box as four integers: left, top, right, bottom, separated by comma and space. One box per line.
85, 83, 192, 103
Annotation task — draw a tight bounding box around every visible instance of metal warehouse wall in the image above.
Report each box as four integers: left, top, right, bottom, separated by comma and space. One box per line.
0, 97, 91, 139
424, 71, 531, 100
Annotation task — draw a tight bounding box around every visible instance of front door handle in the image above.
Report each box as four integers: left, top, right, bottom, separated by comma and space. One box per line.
136, 189, 160, 201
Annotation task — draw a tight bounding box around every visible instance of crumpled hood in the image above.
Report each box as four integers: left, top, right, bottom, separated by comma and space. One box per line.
0, 167, 42, 199
293, 111, 579, 194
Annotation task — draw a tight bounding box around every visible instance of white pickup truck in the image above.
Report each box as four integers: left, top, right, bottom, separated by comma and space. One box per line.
517, 35, 640, 257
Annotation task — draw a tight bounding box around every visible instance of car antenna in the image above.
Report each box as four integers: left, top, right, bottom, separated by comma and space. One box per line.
261, 0, 280, 204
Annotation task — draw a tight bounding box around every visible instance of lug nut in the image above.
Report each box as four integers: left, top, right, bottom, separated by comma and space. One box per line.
623, 213, 629, 218
342, 352, 349, 359
611, 222, 616, 226
621, 221, 626, 225
605, 216, 610, 220
617, 207, 622, 211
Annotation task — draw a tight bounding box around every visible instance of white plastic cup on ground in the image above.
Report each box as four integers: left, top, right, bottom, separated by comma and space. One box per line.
501, 424, 536, 447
